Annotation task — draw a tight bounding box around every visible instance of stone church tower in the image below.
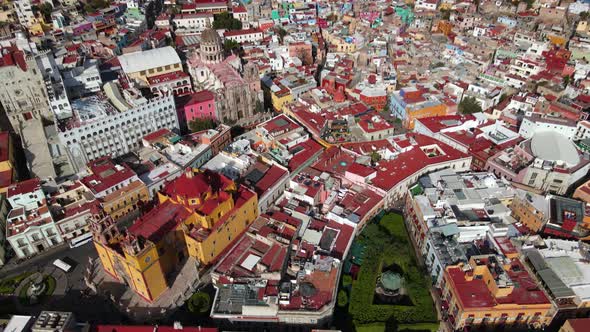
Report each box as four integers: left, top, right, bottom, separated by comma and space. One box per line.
199, 28, 223, 64
187, 28, 265, 125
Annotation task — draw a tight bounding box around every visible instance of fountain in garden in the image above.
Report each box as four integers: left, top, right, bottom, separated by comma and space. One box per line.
27, 275, 46, 305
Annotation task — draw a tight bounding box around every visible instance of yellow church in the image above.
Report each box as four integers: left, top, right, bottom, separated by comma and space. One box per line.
91, 169, 258, 302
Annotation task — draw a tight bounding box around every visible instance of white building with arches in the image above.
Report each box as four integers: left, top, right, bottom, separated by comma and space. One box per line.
57, 83, 179, 172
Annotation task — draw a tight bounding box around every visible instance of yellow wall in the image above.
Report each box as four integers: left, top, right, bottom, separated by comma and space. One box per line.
186, 193, 258, 266
94, 241, 118, 279
95, 171, 259, 302
271, 91, 293, 112
0, 133, 15, 193
547, 34, 567, 47
128, 63, 182, 84
443, 266, 552, 330
102, 181, 149, 221
405, 103, 447, 129
510, 197, 545, 232
123, 245, 167, 301
95, 238, 168, 302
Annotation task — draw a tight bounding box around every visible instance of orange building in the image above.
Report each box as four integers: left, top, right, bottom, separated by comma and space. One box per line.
510, 190, 548, 233
390, 87, 447, 129
573, 179, 590, 205
0, 132, 16, 193
441, 255, 552, 331
435, 20, 453, 36
288, 41, 313, 65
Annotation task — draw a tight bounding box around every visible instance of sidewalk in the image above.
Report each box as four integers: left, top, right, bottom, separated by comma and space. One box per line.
0, 244, 68, 278
93, 257, 210, 322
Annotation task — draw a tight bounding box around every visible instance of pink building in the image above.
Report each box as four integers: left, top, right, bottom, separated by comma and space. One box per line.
176, 90, 216, 130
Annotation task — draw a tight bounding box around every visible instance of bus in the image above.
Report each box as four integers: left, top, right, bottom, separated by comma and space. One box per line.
69, 232, 93, 248
53, 259, 72, 273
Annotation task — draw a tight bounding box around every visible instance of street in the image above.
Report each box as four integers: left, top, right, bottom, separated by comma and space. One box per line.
0, 242, 98, 279
0, 242, 127, 323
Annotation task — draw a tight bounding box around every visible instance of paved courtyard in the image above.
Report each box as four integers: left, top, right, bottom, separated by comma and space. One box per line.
92, 257, 210, 322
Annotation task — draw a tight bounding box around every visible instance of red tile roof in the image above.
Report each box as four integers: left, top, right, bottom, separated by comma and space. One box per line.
233, 5, 247, 13
288, 140, 323, 171
161, 170, 232, 202
177, 90, 216, 108
371, 134, 468, 191
566, 318, 590, 332
0, 131, 9, 163
127, 200, 191, 243
81, 157, 137, 194
260, 114, 301, 135
147, 70, 189, 85
254, 165, 288, 194
8, 178, 41, 197
142, 128, 173, 142
328, 220, 354, 259
0, 169, 12, 188
357, 114, 393, 133
416, 114, 476, 133
0, 46, 27, 71
446, 266, 496, 308
93, 326, 217, 332
446, 258, 550, 309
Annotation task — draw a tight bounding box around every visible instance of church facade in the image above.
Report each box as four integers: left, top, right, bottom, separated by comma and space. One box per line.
187, 28, 264, 126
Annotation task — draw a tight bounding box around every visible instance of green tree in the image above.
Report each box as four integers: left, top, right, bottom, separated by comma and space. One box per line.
337, 289, 348, 307
169, 5, 180, 15
326, 13, 338, 22
458, 96, 482, 114
38, 3, 53, 22
342, 274, 353, 287
188, 117, 217, 133
499, 93, 509, 103
276, 27, 287, 42
439, 8, 450, 20
223, 39, 240, 52
84, 0, 110, 13
187, 292, 210, 314
563, 75, 572, 86
371, 151, 382, 163
581, 11, 590, 20
213, 12, 242, 30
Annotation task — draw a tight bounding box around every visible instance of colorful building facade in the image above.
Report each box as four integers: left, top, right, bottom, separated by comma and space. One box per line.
441, 256, 552, 331
177, 90, 217, 128
81, 158, 150, 221
92, 169, 258, 302
390, 87, 447, 129
0, 132, 16, 193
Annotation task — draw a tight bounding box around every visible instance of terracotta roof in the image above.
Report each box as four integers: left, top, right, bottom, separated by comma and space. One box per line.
127, 200, 191, 243
93, 325, 217, 332
8, 178, 41, 197
81, 158, 137, 195
0, 131, 9, 163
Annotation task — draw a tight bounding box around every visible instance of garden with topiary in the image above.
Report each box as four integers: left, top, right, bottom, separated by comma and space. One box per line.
340, 213, 438, 331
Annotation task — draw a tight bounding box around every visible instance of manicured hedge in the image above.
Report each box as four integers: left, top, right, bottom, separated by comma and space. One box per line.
337, 289, 349, 307
188, 292, 211, 314
348, 213, 437, 325
0, 272, 34, 295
